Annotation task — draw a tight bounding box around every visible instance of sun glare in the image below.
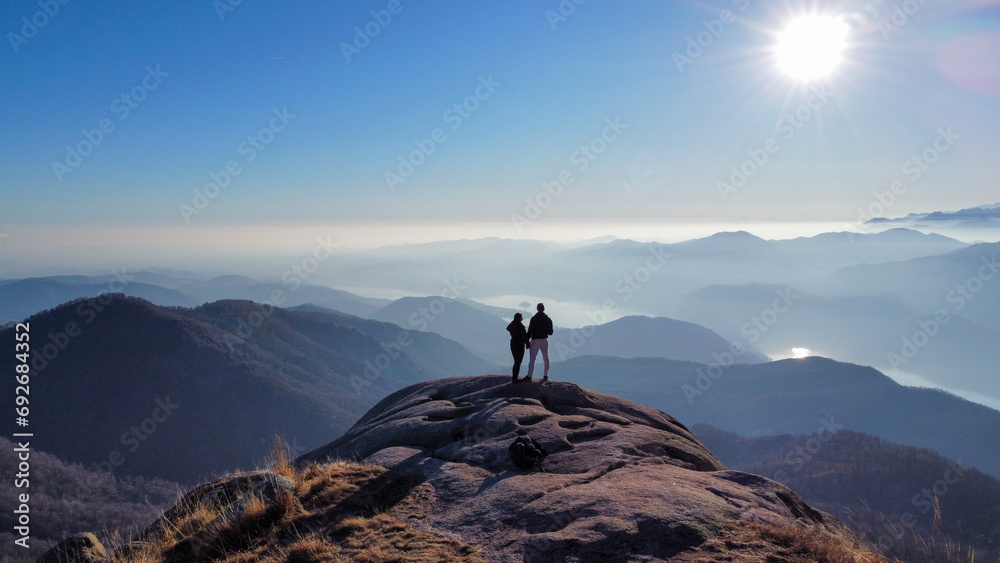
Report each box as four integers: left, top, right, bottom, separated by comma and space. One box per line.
792, 347, 812, 359
775, 16, 849, 80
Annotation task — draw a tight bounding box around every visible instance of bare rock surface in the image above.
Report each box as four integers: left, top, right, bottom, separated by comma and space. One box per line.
300, 375, 857, 562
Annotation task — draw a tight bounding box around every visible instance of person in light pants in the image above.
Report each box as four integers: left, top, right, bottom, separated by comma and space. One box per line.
525, 303, 554, 381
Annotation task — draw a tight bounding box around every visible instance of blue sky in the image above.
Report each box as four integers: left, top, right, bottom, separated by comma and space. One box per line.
1, 0, 999, 267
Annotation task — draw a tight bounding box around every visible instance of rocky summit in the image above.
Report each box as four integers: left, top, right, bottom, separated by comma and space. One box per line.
38, 375, 879, 563
299, 375, 873, 562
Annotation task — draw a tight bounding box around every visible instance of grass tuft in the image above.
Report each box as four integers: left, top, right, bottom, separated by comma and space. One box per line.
105, 444, 483, 563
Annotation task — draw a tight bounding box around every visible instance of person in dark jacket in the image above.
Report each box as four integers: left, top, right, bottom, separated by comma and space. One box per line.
525, 303, 554, 381
506, 312, 529, 383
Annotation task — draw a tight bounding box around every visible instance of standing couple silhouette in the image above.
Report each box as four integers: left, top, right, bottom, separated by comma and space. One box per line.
506, 303, 553, 384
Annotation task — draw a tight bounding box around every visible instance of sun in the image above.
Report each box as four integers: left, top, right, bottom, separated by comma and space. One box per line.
792, 347, 812, 359
775, 16, 849, 80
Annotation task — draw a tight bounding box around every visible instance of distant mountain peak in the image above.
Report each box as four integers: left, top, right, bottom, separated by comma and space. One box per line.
673, 230, 769, 251
705, 230, 765, 241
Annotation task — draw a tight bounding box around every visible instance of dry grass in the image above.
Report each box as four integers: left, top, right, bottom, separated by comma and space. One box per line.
841, 504, 992, 563
268, 435, 297, 481
107, 448, 484, 563
102, 441, 893, 563
858, 526, 984, 563
681, 520, 891, 563
751, 521, 890, 563
170, 502, 219, 541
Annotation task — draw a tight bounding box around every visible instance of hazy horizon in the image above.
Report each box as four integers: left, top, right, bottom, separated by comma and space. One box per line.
4, 215, 1000, 277
3, 2, 999, 274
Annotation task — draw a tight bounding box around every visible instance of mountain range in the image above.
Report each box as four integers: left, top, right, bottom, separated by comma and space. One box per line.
558, 355, 1000, 477
547, 314, 768, 365
316, 228, 970, 316
0, 273, 389, 325
7, 292, 998, 486
867, 202, 1000, 228
3, 230, 993, 408
812, 241, 1000, 332
0, 295, 493, 483
369, 295, 766, 365
692, 425, 1000, 558
675, 278, 1000, 401
368, 296, 513, 362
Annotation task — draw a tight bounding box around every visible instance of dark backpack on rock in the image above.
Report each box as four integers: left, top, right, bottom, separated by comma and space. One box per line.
509, 435, 548, 470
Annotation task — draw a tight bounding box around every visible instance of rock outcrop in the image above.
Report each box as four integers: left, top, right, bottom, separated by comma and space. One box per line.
36, 533, 107, 563
39, 375, 879, 562
299, 375, 868, 562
